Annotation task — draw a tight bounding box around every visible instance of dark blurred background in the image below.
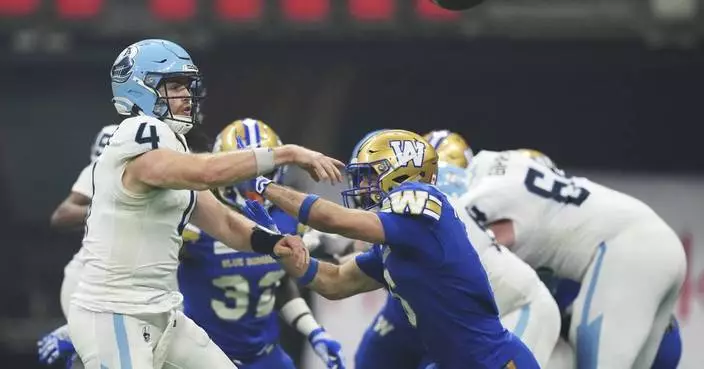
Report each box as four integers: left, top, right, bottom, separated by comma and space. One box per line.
0, 0, 703, 368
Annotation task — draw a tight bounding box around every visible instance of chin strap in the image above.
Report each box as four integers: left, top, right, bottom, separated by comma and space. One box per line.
163, 116, 193, 135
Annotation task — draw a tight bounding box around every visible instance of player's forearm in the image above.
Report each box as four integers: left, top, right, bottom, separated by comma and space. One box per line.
264, 184, 381, 243
275, 276, 302, 310
191, 191, 256, 252
221, 211, 258, 252
199, 145, 296, 187
307, 261, 358, 300
278, 254, 348, 300
278, 279, 323, 337
49, 202, 88, 230
139, 145, 297, 190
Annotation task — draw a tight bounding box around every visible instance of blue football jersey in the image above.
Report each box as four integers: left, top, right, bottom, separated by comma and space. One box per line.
177, 207, 299, 361
355, 294, 425, 369
355, 182, 517, 369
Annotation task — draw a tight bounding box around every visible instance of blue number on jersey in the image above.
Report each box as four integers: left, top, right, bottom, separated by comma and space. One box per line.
177, 207, 298, 361
356, 182, 521, 369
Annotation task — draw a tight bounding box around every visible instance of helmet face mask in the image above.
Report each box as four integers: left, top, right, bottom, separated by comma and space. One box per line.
342, 160, 389, 210
153, 74, 205, 131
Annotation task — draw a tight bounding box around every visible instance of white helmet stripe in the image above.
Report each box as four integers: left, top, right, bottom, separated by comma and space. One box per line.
242, 118, 260, 148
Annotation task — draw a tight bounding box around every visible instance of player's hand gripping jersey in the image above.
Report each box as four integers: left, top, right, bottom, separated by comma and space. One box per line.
355, 182, 533, 369
73, 116, 196, 314
177, 207, 297, 361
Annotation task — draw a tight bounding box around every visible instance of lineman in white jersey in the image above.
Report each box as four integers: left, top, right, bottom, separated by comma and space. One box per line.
37, 124, 118, 368
69, 39, 341, 369
424, 130, 562, 367
58, 124, 118, 317
458, 149, 686, 369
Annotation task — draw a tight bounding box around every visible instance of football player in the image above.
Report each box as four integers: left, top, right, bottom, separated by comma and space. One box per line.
457, 148, 686, 369
429, 131, 561, 367
37, 125, 117, 368
177, 119, 345, 369
68, 39, 338, 369
249, 129, 540, 368
354, 130, 561, 368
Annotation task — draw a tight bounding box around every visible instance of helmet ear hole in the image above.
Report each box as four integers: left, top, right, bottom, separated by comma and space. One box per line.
393, 174, 409, 183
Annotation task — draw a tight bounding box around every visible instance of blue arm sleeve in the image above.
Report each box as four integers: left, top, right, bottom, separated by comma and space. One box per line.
355, 246, 385, 285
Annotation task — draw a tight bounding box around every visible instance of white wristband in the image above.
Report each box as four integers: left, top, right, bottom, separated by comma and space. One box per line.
280, 297, 320, 337
253, 147, 275, 176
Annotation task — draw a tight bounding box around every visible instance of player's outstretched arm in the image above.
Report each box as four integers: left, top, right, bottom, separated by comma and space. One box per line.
49, 192, 90, 230
262, 183, 386, 245
190, 190, 308, 267
279, 253, 383, 300
125, 144, 343, 193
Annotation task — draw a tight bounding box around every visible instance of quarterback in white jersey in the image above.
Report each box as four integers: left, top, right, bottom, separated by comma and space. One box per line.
459, 149, 686, 369
425, 130, 562, 367
68, 39, 341, 369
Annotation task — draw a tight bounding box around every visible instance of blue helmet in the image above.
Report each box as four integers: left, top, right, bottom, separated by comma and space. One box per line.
436, 162, 469, 199
110, 39, 204, 134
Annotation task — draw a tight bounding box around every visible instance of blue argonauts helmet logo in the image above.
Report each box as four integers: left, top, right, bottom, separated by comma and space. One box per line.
111, 46, 138, 84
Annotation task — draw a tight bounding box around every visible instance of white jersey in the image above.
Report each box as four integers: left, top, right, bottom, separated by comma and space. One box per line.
67, 123, 119, 266
90, 124, 119, 162
72, 116, 196, 315
458, 150, 664, 281
452, 197, 545, 315
71, 163, 94, 198
69, 164, 95, 266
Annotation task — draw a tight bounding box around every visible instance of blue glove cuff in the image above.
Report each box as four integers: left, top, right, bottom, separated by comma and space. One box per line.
298, 258, 320, 286
299, 194, 320, 224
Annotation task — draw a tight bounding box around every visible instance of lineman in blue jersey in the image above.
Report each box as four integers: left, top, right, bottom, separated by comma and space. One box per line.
249, 129, 540, 369
342, 129, 427, 369
178, 119, 345, 369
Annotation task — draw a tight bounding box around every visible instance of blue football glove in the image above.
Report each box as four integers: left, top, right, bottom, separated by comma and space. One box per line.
309, 327, 346, 369
37, 325, 75, 366
243, 199, 280, 233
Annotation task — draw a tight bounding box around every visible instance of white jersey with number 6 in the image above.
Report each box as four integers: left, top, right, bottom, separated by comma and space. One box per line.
459, 150, 664, 281
72, 116, 196, 315
459, 149, 686, 369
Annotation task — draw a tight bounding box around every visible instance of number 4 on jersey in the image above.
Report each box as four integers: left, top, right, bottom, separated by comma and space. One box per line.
135, 122, 160, 149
